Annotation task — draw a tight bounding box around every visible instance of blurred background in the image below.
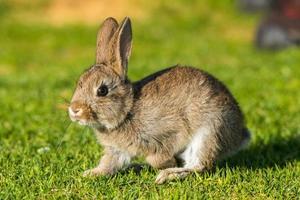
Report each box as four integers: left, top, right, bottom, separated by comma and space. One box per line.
239, 0, 300, 49
0, 0, 299, 104
0, 1, 300, 198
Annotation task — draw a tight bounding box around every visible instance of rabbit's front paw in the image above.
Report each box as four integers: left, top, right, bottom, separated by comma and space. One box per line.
83, 168, 105, 177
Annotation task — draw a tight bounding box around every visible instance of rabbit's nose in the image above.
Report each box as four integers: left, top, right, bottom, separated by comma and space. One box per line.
69, 106, 83, 117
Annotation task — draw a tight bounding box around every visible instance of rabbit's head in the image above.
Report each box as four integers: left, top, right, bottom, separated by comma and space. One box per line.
69, 17, 133, 130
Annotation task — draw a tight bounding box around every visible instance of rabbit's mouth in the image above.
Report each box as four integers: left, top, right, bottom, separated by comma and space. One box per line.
68, 101, 101, 125
70, 116, 103, 128
69, 114, 89, 126
68, 108, 109, 130
68, 106, 96, 126
68, 101, 131, 131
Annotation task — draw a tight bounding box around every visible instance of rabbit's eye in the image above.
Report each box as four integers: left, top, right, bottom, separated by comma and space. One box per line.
97, 85, 109, 97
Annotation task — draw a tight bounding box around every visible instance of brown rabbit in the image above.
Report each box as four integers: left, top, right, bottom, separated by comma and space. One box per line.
68, 17, 251, 184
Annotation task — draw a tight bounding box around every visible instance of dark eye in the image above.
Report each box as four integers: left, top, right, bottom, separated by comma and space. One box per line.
97, 85, 109, 97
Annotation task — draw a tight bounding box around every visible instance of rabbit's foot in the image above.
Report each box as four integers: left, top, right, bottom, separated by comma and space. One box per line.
155, 166, 205, 184
155, 168, 190, 184
83, 167, 107, 177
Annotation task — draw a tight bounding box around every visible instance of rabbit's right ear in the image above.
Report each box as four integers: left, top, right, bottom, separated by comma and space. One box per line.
109, 17, 132, 79
95, 17, 119, 64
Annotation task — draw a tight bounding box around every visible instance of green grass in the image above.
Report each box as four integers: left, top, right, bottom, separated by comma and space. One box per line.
1, 1, 300, 199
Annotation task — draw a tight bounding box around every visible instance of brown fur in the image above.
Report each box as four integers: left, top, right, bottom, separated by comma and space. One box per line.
69, 17, 251, 184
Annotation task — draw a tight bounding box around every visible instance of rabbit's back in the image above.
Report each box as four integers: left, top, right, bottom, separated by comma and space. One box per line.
131, 66, 246, 156
133, 66, 244, 125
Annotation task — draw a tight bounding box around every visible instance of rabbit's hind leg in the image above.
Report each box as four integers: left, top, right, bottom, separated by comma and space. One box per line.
146, 154, 177, 169
155, 127, 217, 184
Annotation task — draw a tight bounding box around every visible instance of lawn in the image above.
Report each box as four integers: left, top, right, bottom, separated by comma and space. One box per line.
0, 0, 300, 199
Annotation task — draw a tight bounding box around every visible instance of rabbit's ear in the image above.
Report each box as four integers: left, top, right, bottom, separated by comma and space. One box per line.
111, 17, 132, 79
96, 17, 119, 64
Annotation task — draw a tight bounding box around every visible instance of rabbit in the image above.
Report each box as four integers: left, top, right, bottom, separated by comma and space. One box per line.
68, 17, 251, 184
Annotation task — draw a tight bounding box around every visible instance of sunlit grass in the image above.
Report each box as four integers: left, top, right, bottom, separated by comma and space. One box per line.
0, 1, 300, 199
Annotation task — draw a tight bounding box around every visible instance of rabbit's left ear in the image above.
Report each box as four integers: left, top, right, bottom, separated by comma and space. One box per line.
96, 17, 119, 65
111, 17, 132, 79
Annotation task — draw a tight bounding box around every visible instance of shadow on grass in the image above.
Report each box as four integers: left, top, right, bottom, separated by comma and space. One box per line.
115, 134, 300, 179
219, 134, 300, 170
120, 163, 155, 175
121, 134, 300, 176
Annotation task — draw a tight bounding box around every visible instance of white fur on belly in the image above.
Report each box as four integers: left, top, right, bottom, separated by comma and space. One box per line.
180, 127, 209, 168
